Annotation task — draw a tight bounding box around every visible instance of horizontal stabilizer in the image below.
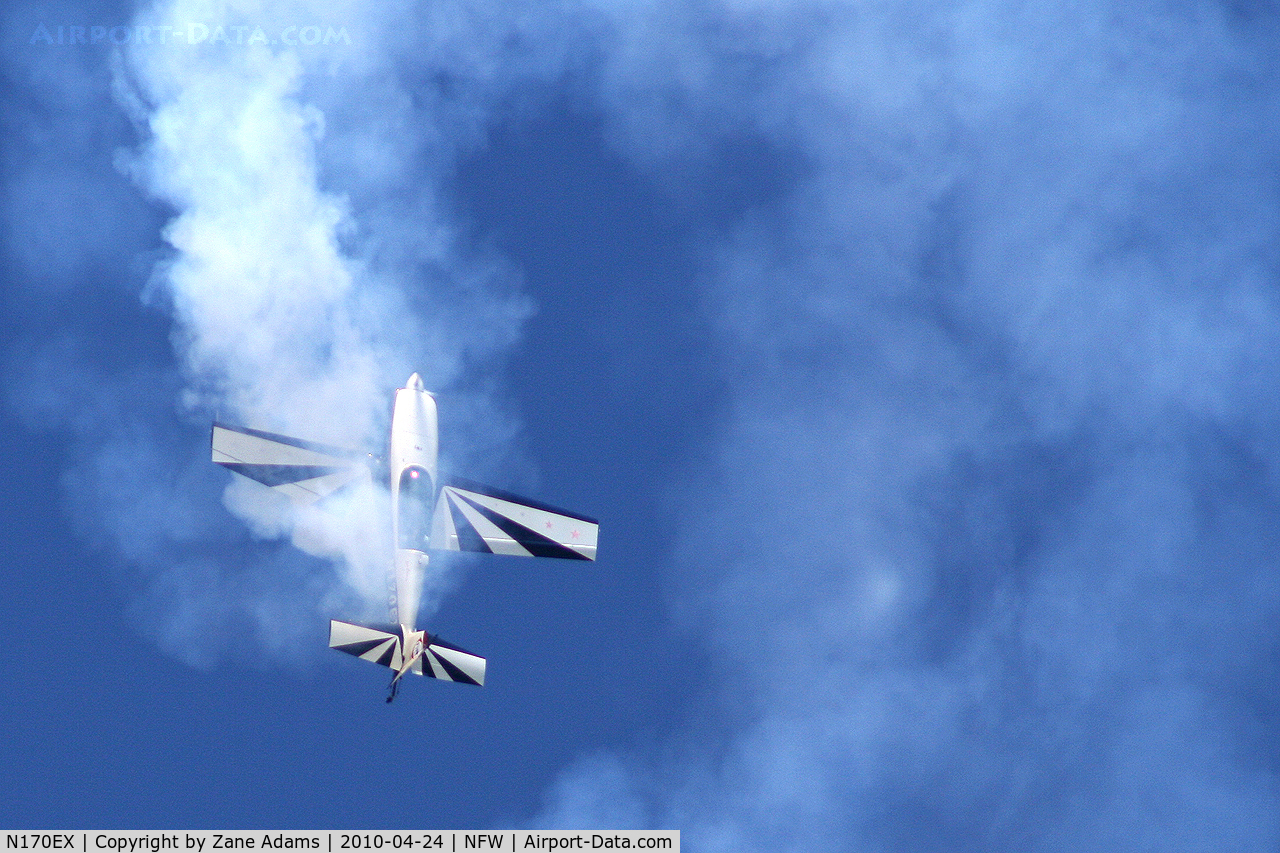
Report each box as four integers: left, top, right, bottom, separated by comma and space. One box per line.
328, 620, 486, 686
212, 423, 369, 504
431, 478, 598, 560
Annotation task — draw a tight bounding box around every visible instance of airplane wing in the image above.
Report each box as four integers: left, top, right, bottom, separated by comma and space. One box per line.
212, 422, 370, 504
430, 477, 598, 560
328, 620, 486, 686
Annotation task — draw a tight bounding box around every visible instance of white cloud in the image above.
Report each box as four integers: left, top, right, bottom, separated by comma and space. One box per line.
524, 0, 1280, 847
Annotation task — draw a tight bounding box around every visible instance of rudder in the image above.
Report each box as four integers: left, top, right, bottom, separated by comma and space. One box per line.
329, 620, 485, 686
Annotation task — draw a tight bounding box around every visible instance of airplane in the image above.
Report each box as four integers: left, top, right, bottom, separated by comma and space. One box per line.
211, 373, 598, 701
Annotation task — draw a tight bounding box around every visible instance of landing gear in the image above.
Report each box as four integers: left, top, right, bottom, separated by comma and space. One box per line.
386, 676, 400, 703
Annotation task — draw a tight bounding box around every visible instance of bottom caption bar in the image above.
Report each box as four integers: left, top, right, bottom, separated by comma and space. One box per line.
2, 833, 678, 853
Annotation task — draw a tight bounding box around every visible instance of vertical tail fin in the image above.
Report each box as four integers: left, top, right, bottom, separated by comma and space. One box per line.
329, 620, 486, 687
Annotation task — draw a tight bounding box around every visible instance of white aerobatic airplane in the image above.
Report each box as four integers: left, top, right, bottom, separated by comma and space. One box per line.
211, 373, 598, 701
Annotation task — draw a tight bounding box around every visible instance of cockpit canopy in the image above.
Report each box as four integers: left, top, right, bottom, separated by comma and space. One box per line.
397, 465, 434, 551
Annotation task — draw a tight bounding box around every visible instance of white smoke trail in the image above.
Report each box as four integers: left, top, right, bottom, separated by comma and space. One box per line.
117, 5, 393, 614
103, 0, 543, 662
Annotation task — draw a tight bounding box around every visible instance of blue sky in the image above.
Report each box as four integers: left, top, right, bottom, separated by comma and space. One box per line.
3, 0, 1279, 847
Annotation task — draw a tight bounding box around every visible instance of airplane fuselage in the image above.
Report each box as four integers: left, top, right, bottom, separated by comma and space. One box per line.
212, 371, 596, 696
389, 372, 437, 633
